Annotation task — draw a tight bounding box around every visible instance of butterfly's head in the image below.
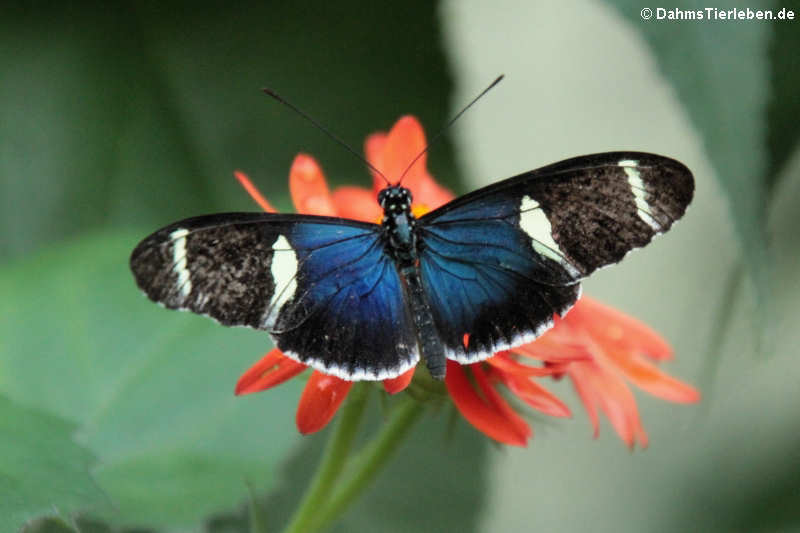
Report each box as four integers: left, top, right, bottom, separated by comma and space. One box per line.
378, 186, 413, 213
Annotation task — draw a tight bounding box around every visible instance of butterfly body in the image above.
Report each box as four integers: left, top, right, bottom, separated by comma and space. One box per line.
377, 185, 447, 379
130, 152, 694, 381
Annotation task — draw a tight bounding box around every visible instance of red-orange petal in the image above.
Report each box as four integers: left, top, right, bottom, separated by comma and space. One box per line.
380, 116, 427, 185
472, 365, 532, 439
569, 361, 649, 449
569, 297, 673, 361
235, 348, 306, 395
296, 371, 353, 434
569, 364, 601, 438
365, 132, 387, 188
603, 347, 701, 404
383, 367, 416, 394
331, 186, 382, 223
385, 116, 455, 208
513, 335, 591, 363
492, 367, 571, 418
485, 351, 566, 377
445, 361, 530, 446
289, 154, 337, 216
406, 171, 454, 211
234, 170, 277, 213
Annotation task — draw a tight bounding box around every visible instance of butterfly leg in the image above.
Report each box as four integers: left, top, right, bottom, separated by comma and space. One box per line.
402, 266, 446, 380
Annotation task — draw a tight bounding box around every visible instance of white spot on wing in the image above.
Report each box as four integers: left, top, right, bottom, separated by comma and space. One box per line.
268, 235, 298, 317
519, 195, 580, 277
619, 159, 660, 231
170, 228, 191, 300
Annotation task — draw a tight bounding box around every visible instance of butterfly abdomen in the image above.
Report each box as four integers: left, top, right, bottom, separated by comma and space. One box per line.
403, 268, 446, 380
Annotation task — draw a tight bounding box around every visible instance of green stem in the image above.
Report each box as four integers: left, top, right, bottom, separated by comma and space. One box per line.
247, 481, 270, 533
311, 397, 425, 531
282, 383, 370, 533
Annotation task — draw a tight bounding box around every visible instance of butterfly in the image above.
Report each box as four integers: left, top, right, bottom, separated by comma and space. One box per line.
130, 151, 693, 381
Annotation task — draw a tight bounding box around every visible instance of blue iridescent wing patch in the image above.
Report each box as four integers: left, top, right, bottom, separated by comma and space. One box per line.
418, 207, 581, 364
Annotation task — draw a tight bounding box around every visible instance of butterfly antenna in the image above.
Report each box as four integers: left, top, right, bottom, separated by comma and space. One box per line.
262, 87, 391, 186
397, 74, 505, 185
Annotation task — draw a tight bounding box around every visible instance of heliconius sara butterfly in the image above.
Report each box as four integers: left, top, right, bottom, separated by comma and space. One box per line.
130, 82, 693, 381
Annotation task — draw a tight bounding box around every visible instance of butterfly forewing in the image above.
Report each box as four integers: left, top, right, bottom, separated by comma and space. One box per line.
131, 213, 288, 328
130, 213, 419, 380
423, 152, 693, 275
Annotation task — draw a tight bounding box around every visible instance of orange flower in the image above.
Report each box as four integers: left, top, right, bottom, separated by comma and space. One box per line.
528, 298, 699, 447
234, 115, 700, 444
450, 298, 700, 448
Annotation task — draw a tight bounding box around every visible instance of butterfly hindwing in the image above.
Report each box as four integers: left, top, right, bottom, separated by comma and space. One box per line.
418, 151, 693, 363
418, 208, 581, 363
269, 221, 419, 380
130, 213, 419, 380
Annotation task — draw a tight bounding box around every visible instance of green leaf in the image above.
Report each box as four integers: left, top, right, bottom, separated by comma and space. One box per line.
766, 16, 800, 190
0, 7, 217, 260
0, 232, 303, 528
0, 394, 105, 532
663, 421, 800, 532
607, 0, 773, 323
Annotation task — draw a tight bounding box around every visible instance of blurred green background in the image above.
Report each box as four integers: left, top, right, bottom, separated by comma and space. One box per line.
1, 1, 798, 532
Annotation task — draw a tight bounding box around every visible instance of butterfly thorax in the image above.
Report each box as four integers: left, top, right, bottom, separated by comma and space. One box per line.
378, 186, 418, 269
